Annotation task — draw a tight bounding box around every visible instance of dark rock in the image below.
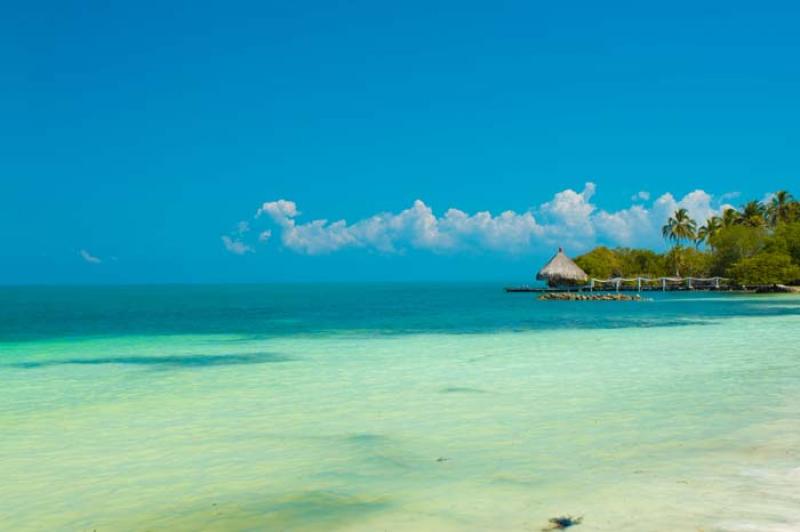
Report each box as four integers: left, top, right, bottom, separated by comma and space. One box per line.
543, 515, 583, 530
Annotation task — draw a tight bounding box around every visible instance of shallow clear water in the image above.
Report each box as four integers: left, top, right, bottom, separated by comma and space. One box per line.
1, 285, 799, 531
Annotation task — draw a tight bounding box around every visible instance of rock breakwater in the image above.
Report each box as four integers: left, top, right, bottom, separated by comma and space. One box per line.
538, 293, 642, 301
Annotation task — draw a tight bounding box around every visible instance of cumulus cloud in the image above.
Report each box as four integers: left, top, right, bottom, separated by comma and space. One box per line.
537, 183, 597, 249
256, 199, 299, 221
631, 191, 650, 202
234, 183, 736, 256
653, 190, 718, 228
221, 235, 253, 255
221, 220, 256, 255
257, 198, 544, 255
79, 249, 102, 264
593, 189, 723, 247
594, 204, 652, 247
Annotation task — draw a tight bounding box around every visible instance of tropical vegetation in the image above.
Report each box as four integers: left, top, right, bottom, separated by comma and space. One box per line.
574, 190, 800, 287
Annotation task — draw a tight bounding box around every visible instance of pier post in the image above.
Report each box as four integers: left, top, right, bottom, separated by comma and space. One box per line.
637, 277, 641, 292
662, 278, 666, 292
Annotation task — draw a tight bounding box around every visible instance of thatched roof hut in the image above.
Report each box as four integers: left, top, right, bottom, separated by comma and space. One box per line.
537, 247, 589, 287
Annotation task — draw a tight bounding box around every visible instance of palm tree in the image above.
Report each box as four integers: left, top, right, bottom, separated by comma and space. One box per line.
721, 207, 740, 227
697, 216, 722, 249
740, 200, 766, 227
767, 190, 794, 226
662, 209, 697, 276
662, 208, 697, 246
788, 201, 800, 223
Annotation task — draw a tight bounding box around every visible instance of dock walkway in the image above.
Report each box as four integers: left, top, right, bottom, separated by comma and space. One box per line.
506, 276, 731, 293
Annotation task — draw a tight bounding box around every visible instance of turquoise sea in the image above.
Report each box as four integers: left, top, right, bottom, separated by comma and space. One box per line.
1, 285, 799, 531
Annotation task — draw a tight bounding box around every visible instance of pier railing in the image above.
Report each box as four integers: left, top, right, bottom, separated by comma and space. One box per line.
588, 276, 729, 291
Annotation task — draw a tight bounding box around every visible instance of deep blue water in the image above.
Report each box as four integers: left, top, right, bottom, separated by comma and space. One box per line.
2, 283, 799, 341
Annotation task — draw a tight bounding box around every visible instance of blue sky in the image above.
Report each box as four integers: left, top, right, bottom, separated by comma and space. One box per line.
2, 0, 800, 283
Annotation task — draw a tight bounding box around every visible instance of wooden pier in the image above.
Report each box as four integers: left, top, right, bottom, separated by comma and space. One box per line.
589, 276, 729, 292
506, 276, 731, 293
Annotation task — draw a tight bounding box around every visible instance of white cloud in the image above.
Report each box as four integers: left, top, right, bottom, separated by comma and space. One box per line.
538, 183, 597, 249
653, 190, 718, 227
719, 191, 740, 203
257, 199, 299, 222
258, 198, 545, 255
222, 221, 257, 255
594, 204, 653, 247
592, 189, 725, 248
79, 249, 102, 264
221, 235, 253, 255
242, 184, 737, 256
631, 191, 650, 202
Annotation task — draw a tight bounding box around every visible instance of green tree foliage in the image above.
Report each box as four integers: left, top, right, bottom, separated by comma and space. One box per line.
571, 192, 800, 286
660, 209, 700, 276
767, 190, 794, 226
708, 225, 767, 275
662, 246, 712, 277
679, 247, 713, 277
574, 247, 621, 278
739, 200, 767, 227
721, 207, 740, 227
768, 222, 800, 264
696, 216, 722, 248
788, 202, 800, 223
661, 208, 697, 246
575, 247, 672, 278
728, 252, 800, 286
615, 248, 667, 276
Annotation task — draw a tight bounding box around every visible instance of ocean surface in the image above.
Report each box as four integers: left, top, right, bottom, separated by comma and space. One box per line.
1, 284, 799, 531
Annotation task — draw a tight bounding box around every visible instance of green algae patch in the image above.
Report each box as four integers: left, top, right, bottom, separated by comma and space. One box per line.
132, 490, 391, 531
439, 386, 487, 394
256, 490, 391, 530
